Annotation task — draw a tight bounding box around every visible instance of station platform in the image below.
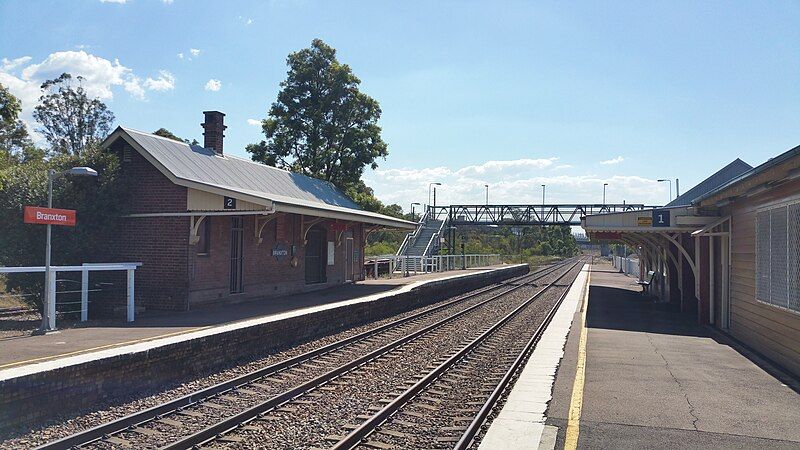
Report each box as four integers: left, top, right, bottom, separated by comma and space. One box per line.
0, 265, 512, 370
0, 264, 529, 431
483, 261, 800, 449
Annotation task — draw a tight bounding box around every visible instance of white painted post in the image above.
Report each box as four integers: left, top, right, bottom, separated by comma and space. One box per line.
709, 237, 715, 325
81, 268, 89, 322
374, 259, 378, 279
127, 268, 135, 322
47, 268, 56, 330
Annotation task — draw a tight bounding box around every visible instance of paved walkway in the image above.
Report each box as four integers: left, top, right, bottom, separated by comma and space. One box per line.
544, 262, 800, 449
0, 266, 508, 370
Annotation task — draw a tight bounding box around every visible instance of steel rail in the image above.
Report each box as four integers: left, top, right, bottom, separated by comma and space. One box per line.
453, 260, 586, 449
330, 259, 584, 450
37, 261, 564, 449
161, 261, 575, 450
37, 261, 567, 450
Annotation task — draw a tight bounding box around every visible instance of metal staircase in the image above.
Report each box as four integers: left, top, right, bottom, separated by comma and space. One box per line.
397, 210, 446, 259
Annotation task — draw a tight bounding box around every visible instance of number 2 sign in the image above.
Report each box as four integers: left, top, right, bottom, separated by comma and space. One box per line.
223, 196, 237, 209
652, 209, 671, 227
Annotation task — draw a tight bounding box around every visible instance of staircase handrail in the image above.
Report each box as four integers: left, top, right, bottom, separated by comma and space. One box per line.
421, 216, 448, 258
396, 208, 431, 256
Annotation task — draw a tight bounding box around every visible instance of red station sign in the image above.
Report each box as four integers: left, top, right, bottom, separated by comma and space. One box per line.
23, 206, 77, 227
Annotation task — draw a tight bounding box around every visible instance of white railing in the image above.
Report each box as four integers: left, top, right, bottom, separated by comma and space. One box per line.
365, 254, 501, 278
0, 262, 142, 329
612, 256, 640, 277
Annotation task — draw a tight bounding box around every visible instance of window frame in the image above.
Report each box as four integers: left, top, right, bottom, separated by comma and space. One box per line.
755, 199, 800, 315
197, 217, 211, 256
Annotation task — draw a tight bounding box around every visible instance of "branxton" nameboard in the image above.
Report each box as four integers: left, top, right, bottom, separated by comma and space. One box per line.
23, 206, 77, 227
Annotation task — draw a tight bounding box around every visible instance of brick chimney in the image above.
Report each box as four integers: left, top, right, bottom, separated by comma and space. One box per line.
201, 111, 226, 155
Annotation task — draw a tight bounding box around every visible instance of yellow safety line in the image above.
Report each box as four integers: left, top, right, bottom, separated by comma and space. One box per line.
564, 266, 591, 450
0, 326, 212, 370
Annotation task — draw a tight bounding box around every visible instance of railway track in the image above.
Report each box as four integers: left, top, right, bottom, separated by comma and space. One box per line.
185, 258, 583, 449
38, 259, 575, 450
330, 259, 583, 449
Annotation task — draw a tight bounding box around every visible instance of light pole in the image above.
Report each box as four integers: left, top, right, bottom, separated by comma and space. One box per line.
428, 182, 441, 212
658, 179, 672, 203
410, 202, 421, 222
603, 183, 608, 205
541, 184, 546, 221
484, 184, 489, 205
37, 166, 98, 334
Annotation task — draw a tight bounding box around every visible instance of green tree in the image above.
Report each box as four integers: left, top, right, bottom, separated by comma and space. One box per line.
1, 83, 129, 310
0, 83, 39, 164
33, 73, 115, 156
247, 39, 388, 191
153, 128, 199, 145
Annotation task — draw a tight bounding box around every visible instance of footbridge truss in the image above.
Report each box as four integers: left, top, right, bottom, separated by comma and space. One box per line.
429, 204, 654, 226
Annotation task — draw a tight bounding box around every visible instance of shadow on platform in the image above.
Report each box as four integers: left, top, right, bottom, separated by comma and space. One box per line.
586, 285, 705, 338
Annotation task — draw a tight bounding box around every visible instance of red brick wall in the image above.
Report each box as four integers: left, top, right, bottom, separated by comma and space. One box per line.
104, 141, 190, 311
188, 216, 366, 306
104, 138, 370, 311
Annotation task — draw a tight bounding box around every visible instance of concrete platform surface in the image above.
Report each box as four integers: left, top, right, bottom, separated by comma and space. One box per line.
0, 265, 512, 372
545, 261, 800, 449
479, 264, 589, 450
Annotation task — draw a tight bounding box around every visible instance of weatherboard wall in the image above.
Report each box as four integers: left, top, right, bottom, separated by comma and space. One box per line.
724, 179, 800, 378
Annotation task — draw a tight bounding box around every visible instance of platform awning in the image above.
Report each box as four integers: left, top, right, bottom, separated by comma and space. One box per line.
581, 206, 719, 241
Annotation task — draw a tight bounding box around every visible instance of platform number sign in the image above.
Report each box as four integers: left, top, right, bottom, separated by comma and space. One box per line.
652, 209, 671, 228
223, 196, 237, 209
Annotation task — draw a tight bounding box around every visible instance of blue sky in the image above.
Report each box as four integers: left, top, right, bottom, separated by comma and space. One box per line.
1, 0, 798, 209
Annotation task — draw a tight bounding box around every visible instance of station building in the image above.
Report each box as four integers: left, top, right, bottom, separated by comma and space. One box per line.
582, 144, 800, 377
99, 111, 414, 312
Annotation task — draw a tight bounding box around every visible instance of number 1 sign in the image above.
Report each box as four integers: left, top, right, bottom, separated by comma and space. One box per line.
652, 209, 671, 227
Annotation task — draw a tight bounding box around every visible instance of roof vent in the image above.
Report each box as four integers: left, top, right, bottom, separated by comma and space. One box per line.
201, 111, 226, 155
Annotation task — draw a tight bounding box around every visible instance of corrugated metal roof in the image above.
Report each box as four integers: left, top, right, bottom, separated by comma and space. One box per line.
665, 158, 753, 207
122, 127, 362, 209
692, 144, 800, 204
104, 127, 415, 229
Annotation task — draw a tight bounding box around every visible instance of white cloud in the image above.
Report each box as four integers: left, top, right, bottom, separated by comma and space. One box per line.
144, 70, 175, 91
454, 158, 557, 177
600, 156, 625, 165
247, 118, 261, 126
162, 0, 174, 4
0, 50, 174, 134
239, 15, 254, 25
21, 51, 133, 100
205, 78, 221, 91
99, 0, 127, 3
189, 48, 200, 57
362, 158, 667, 211
177, 52, 184, 59
554, 164, 572, 170
1, 56, 32, 71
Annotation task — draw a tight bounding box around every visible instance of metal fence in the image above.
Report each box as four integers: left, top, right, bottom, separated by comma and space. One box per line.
612, 256, 640, 277
0, 262, 141, 329
365, 254, 501, 278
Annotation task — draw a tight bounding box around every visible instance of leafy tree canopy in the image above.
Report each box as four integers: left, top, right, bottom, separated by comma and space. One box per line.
1, 80, 129, 310
0, 83, 39, 164
153, 128, 199, 146
247, 39, 388, 192
33, 73, 115, 156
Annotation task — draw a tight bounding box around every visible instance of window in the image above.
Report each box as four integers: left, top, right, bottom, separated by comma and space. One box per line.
122, 146, 132, 162
756, 202, 800, 313
197, 217, 211, 256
